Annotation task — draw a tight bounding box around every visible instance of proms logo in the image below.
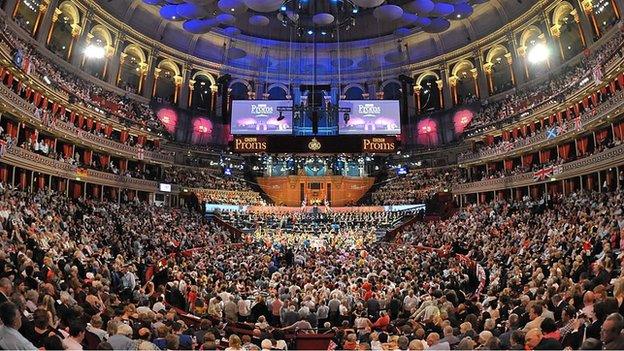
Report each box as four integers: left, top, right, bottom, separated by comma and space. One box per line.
250, 104, 274, 117
358, 103, 382, 117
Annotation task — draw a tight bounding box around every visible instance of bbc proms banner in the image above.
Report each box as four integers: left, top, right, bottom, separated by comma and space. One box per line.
338, 100, 401, 135
231, 100, 293, 135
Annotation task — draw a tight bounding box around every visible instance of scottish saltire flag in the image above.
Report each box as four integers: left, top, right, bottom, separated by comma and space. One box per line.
546, 126, 558, 139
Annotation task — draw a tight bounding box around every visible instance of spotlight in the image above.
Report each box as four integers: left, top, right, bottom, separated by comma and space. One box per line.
321, 31, 327, 35
280, 5, 286, 11
307, 30, 314, 35
277, 111, 285, 121
352, 7, 358, 13
84, 44, 105, 59
343, 112, 350, 124
527, 43, 549, 64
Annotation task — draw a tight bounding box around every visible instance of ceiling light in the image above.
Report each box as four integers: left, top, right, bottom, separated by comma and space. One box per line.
84, 44, 105, 59
527, 43, 549, 64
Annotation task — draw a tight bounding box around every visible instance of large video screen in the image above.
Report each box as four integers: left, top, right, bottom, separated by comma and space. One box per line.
338, 100, 401, 135
231, 100, 293, 135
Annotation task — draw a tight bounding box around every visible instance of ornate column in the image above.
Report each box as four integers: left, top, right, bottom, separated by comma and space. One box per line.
473, 51, 488, 99
572, 8, 592, 48
107, 34, 124, 85
66, 24, 81, 61
413, 84, 421, 114
439, 65, 451, 110
151, 67, 161, 98
187, 79, 196, 108
172, 74, 183, 104
483, 62, 494, 94
45, 7, 61, 45
71, 9, 92, 66
102, 42, 116, 81
177, 64, 191, 107
116, 52, 127, 86
142, 49, 158, 99
210, 84, 218, 117
516, 45, 529, 81
35, 0, 57, 41
542, 14, 560, 67
550, 24, 566, 61
470, 68, 480, 99
436, 79, 445, 109
581, 0, 601, 38
504, 53, 516, 86
448, 75, 458, 105
31, 0, 50, 36
507, 32, 525, 86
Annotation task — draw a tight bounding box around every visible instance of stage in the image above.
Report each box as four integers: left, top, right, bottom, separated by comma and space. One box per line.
257, 175, 375, 207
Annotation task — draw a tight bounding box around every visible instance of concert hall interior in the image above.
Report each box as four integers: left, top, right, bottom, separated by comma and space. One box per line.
0, 0, 624, 350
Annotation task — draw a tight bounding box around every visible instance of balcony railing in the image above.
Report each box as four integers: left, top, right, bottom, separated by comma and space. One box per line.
0, 77, 175, 164
453, 143, 624, 194
458, 90, 624, 164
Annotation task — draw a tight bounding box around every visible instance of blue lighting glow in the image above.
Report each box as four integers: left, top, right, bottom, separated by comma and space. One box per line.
307, 30, 314, 35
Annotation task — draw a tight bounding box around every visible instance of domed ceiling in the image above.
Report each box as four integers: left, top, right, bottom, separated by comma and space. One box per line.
100, 0, 532, 43
96, 0, 534, 76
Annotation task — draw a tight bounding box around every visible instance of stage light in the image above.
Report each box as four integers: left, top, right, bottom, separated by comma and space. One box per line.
307, 30, 314, 35
280, 5, 286, 11
84, 44, 105, 59
321, 31, 327, 35
352, 7, 358, 13
527, 43, 549, 64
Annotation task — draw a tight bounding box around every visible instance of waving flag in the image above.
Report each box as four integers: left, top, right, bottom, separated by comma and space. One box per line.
533, 166, 554, 182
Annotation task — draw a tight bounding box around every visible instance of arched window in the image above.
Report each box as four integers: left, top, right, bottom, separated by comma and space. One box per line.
13, 0, 41, 33
47, 2, 80, 60
382, 82, 402, 100
118, 45, 146, 94
418, 75, 441, 112
191, 75, 214, 112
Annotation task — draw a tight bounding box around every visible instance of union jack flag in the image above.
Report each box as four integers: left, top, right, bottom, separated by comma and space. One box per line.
533, 166, 554, 182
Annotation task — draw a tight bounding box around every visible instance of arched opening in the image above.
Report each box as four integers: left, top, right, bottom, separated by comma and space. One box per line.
83, 25, 112, 79
13, 0, 41, 33
486, 45, 513, 94
118, 45, 146, 94
452, 61, 477, 104
418, 75, 441, 112
383, 82, 402, 100
47, 2, 79, 60
345, 86, 364, 100
552, 3, 584, 60
154, 60, 180, 104
593, 0, 619, 36
268, 86, 287, 100
230, 82, 249, 100
191, 74, 214, 112
520, 26, 548, 80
